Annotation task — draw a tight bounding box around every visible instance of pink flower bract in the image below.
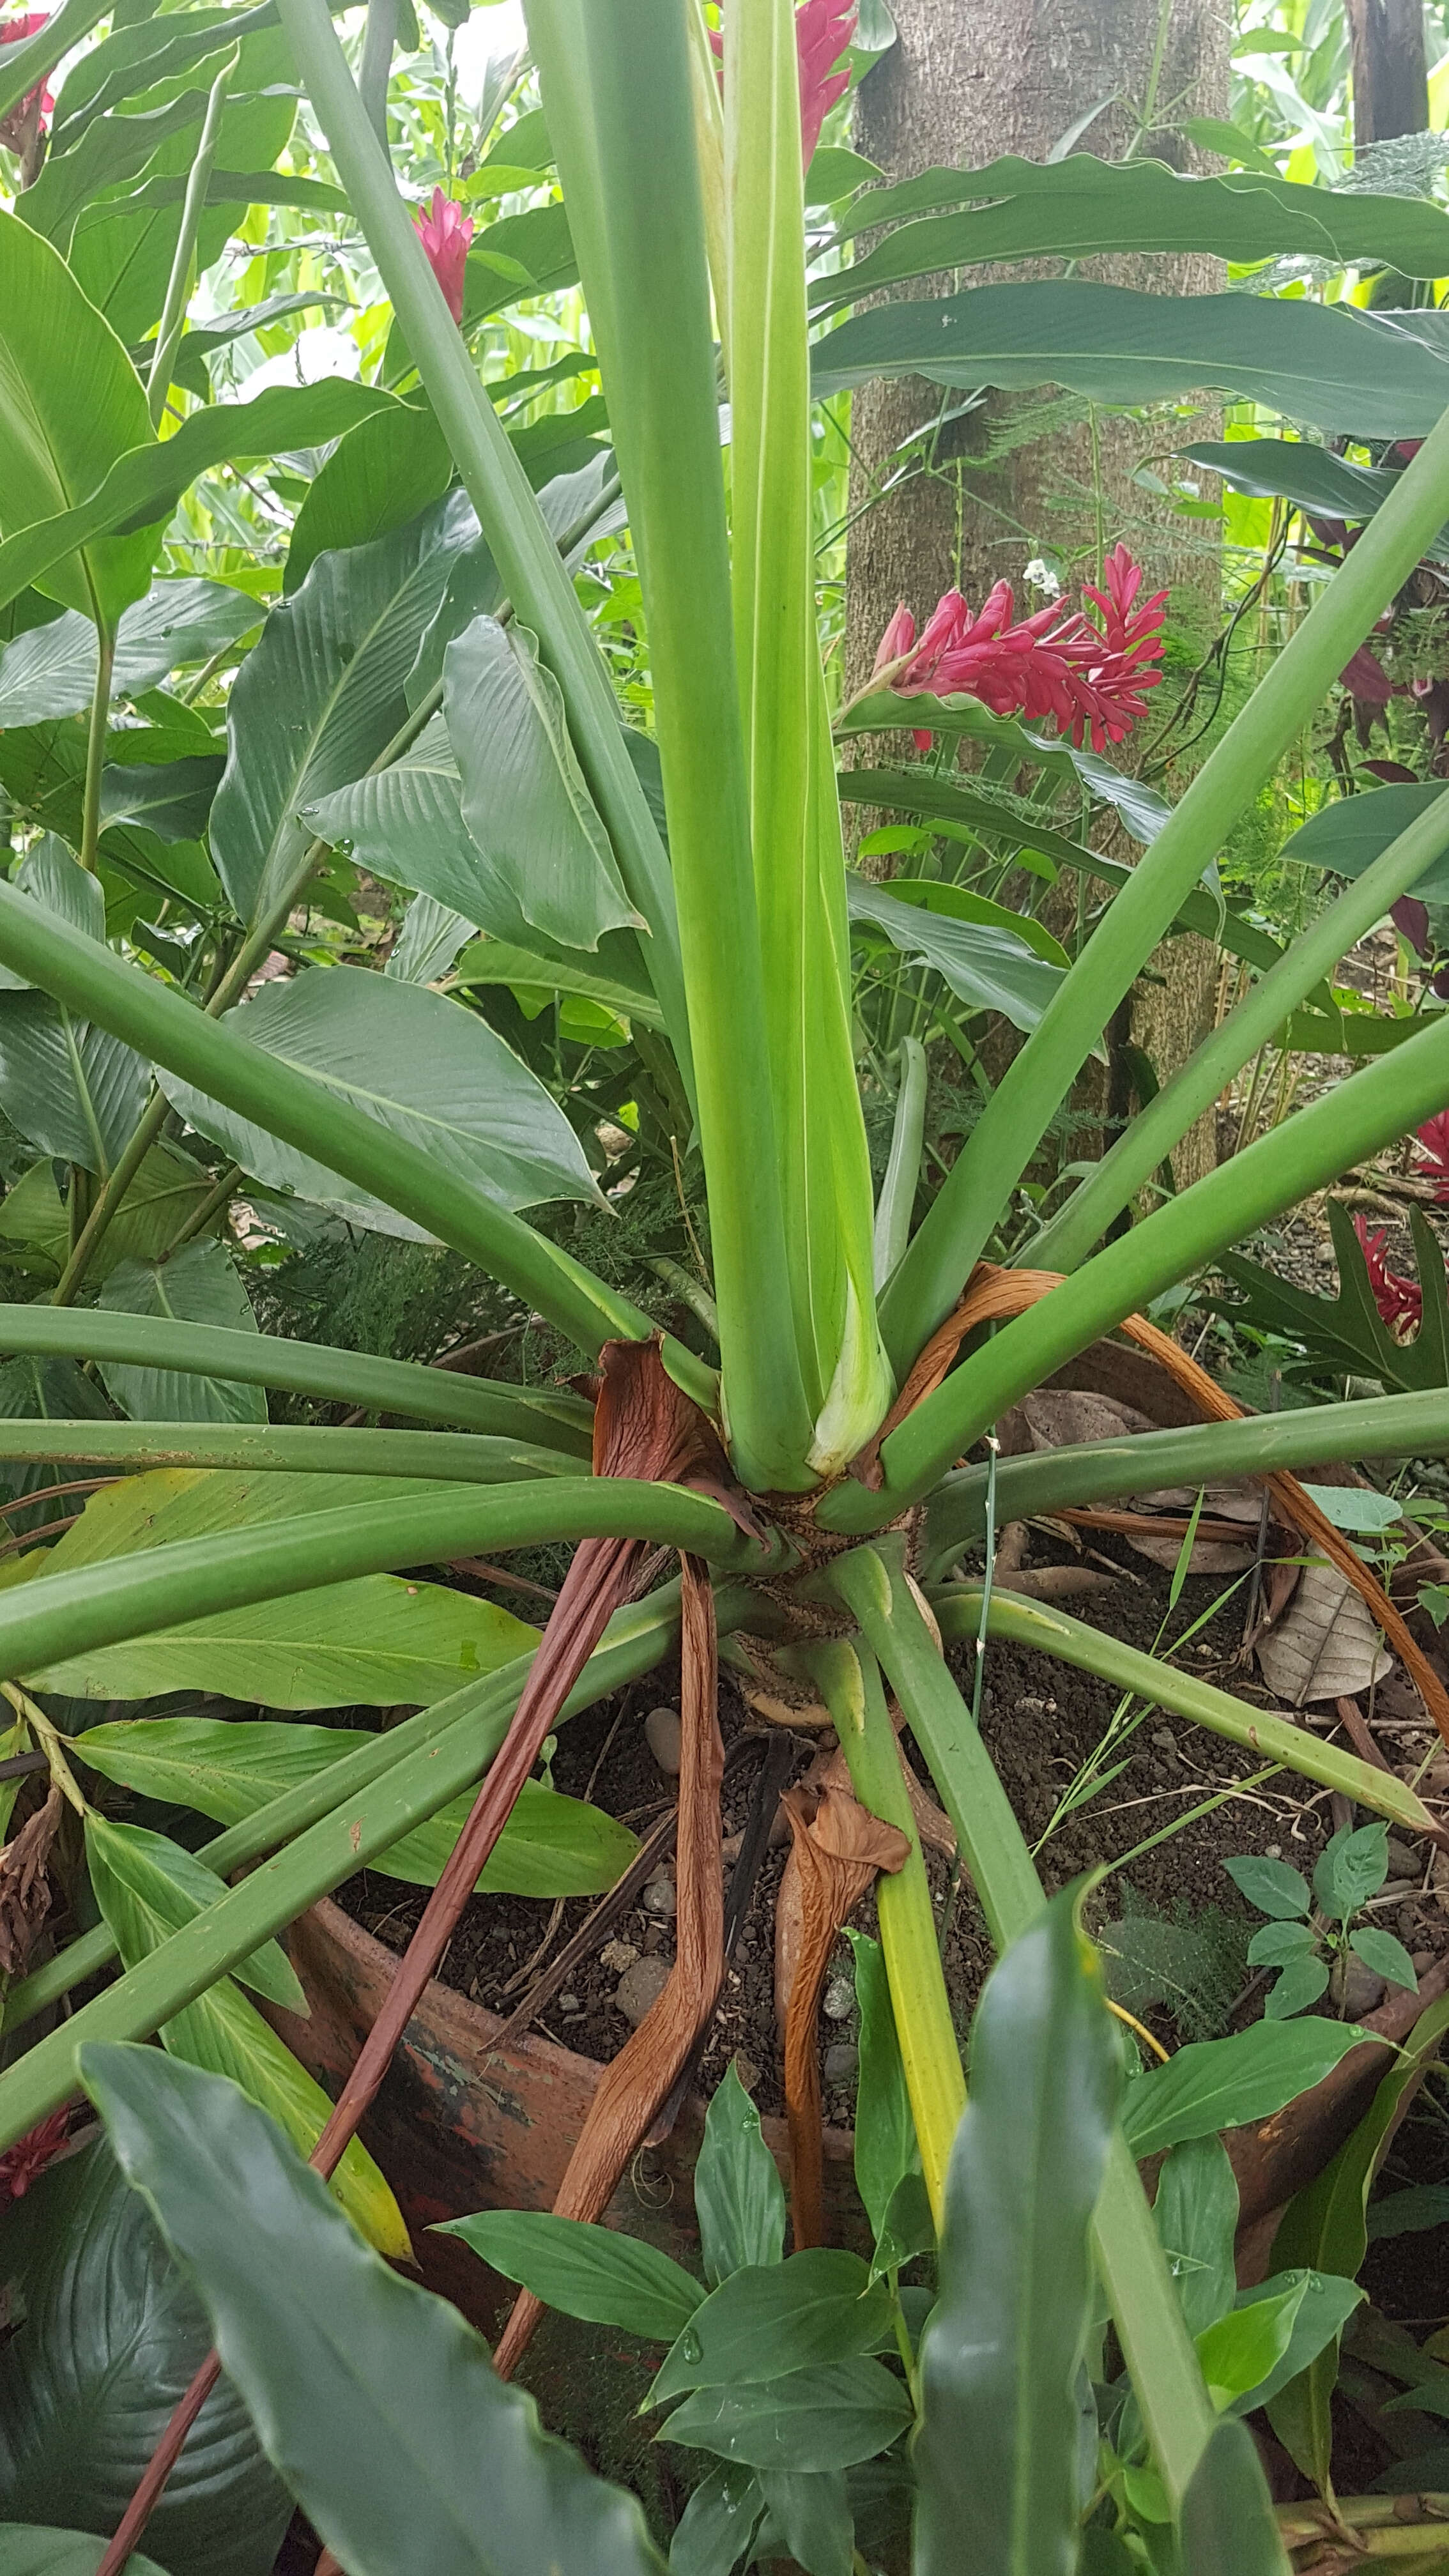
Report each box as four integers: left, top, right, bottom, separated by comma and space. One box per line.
0, 12, 53, 151
1353, 1215, 1423, 1334
870, 542, 1168, 755
1416, 1109, 1449, 1204
414, 187, 473, 326
0, 2106, 69, 2207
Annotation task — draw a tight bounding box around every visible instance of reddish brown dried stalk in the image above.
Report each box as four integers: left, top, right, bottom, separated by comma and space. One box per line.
492, 1550, 723, 2378
96, 1341, 752, 2571
778, 1779, 908, 2251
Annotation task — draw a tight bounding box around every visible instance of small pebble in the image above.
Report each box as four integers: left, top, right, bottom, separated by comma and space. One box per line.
645, 1705, 683, 1776
823, 2042, 859, 2085
1150, 1728, 1176, 1753
599, 1937, 638, 1974
643, 1871, 678, 1919
615, 1955, 671, 2026
822, 1973, 855, 2022
1386, 1836, 1421, 1882
558, 1993, 580, 2014
1264, 1844, 1282, 1860
1331, 1954, 1384, 2018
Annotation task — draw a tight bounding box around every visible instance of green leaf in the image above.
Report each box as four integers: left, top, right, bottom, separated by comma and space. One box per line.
1184, 437, 1432, 545
848, 873, 1063, 1032
210, 500, 466, 925
664, 2466, 765, 2576
80, 2043, 670, 2575
1349, 1926, 1419, 1990
824, 154, 1449, 289
0, 1141, 222, 1286
1195, 2280, 1307, 2409
1154, 2136, 1239, 2338
98, 1238, 267, 1425
84, 1813, 305, 2014
100, 756, 224, 845
1264, 1956, 1331, 2020
1283, 779, 1449, 897
694, 2061, 786, 2288
285, 399, 454, 596
1228, 2272, 1364, 2417
659, 2358, 912, 2474
373, 1777, 635, 1899
870, 877, 1070, 969
1119, 2021, 1372, 2156
0, 379, 399, 626
869, 2170, 935, 2278
1177, 2418, 1289, 2576
0, 836, 104, 993
914, 1887, 1120, 2576
1223, 1853, 1311, 1920
1368, 2183, 1449, 2240
0, 990, 147, 1174
650, 2252, 893, 2406
452, 936, 663, 1029
438, 2209, 703, 2341
811, 280, 1449, 439
160, 965, 604, 1234
387, 893, 473, 986
1314, 1821, 1388, 1922
0, 2142, 289, 2576
0, 579, 257, 724
1246, 1922, 1319, 1968
443, 616, 638, 951
0, 208, 156, 624
844, 1928, 921, 2245
755, 2469, 854, 2576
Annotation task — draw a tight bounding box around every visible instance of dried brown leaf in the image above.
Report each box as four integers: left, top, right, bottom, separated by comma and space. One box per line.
1255, 1559, 1395, 1708
0, 1784, 63, 1978
1021, 1388, 1156, 1447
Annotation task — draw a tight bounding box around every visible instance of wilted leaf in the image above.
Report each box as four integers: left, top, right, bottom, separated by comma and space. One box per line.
1255, 1558, 1394, 1706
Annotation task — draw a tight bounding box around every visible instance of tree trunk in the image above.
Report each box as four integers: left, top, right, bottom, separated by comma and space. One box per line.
843, 0, 1230, 1189
1347, 0, 1429, 148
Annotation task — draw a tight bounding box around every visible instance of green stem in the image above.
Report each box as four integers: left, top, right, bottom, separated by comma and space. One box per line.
0, 882, 705, 1393
829, 997, 1449, 1524
1034, 786, 1449, 1270
0, 1419, 578, 1479
275, 0, 694, 1095
932, 1587, 1432, 1833
800, 1633, 963, 2221
0, 1577, 758, 2143
12, 1688, 89, 1816
356, 0, 399, 149
825, 1537, 1218, 2513
873, 1034, 927, 1291
923, 1388, 1449, 1568
878, 397, 1449, 1374
146, 44, 239, 428
0, 1478, 769, 1686
0, 1303, 597, 1448
78, 620, 115, 876
648, 1256, 719, 1343
52, 1089, 167, 1305
162, 1160, 243, 1256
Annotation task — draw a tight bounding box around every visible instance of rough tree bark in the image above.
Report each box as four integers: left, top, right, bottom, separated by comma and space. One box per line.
842, 0, 1230, 1190
1347, 0, 1429, 147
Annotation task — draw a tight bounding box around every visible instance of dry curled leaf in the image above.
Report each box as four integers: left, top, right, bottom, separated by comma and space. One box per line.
1021, 1388, 1157, 1447
778, 1778, 909, 2250
0, 1783, 64, 1977
1255, 1558, 1395, 1708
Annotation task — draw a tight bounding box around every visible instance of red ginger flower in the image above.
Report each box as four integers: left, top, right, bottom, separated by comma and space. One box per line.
709, 1, 857, 170
414, 187, 473, 326
0, 2106, 70, 2207
1415, 1109, 1449, 1203
1353, 1215, 1423, 1334
869, 541, 1168, 755
0, 12, 53, 153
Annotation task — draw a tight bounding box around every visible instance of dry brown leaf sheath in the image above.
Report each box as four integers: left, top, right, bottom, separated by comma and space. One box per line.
778, 1780, 908, 2252
0, 1784, 64, 1979
492, 1552, 724, 2379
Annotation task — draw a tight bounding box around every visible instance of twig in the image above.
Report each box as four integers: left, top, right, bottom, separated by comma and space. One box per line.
447, 1556, 560, 1606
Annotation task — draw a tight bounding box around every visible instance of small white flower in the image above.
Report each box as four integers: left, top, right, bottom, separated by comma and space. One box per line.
1023, 556, 1061, 599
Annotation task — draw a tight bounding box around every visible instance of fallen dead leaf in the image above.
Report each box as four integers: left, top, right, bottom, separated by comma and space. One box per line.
1021, 1388, 1158, 1448
1255, 1559, 1395, 1708
0, 1784, 63, 1978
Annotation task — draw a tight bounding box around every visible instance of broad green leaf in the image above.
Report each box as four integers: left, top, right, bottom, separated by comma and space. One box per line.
0, 836, 104, 993
210, 500, 467, 925
1283, 779, 1449, 897
694, 2062, 786, 2288
1177, 2418, 1289, 2576
86, 1874, 405, 2255
1195, 2280, 1306, 2409
1119, 2020, 1370, 2157
439, 2210, 703, 2340
1154, 2136, 1239, 2338
665, 2465, 765, 2576
0, 579, 258, 725
659, 2358, 912, 2474
0, 378, 399, 625
452, 937, 661, 1025
0, 990, 147, 1174
1220, 1200, 1449, 1399
1349, 1926, 1418, 1990
650, 2253, 892, 2405
820, 155, 1449, 298
0, 2142, 289, 2576
1227, 2272, 1364, 2418
84, 1813, 305, 2013
0, 1140, 221, 1285
848, 873, 1064, 1032
100, 756, 224, 844
1183, 438, 1443, 550
755, 2469, 854, 2576
1264, 1956, 1332, 2020
844, 1929, 921, 2246
834, 695, 1172, 842
1368, 2183, 1449, 2240
70, 1717, 628, 1899
443, 616, 637, 951
1245, 1922, 1319, 1968
810, 280, 1449, 438
169, 290, 349, 397
21, 86, 214, 254
869, 2172, 935, 2278
1222, 1853, 1311, 1920
0, 1354, 112, 1533
98, 1238, 267, 1425
914, 1889, 1119, 2576
867, 877, 1071, 970
80, 2043, 670, 2575
387, 894, 474, 986
0, 208, 155, 624
1314, 1821, 1388, 1921
286, 400, 454, 595
159, 966, 604, 1235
